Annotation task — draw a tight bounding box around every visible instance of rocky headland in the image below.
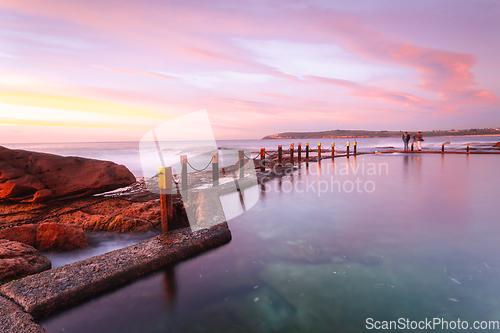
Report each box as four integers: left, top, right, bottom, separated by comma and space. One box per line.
262, 129, 500, 140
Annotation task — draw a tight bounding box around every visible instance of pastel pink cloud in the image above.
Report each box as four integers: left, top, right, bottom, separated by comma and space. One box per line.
0, 0, 498, 142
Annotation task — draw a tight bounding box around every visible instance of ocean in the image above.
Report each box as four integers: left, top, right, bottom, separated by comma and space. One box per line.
4, 135, 500, 177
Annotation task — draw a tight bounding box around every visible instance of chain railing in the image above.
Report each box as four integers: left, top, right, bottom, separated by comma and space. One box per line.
186, 159, 212, 172
264, 151, 278, 157
244, 153, 259, 160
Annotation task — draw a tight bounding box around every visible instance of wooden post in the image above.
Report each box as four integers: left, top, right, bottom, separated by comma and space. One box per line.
298, 143, 302, 163
306, 143, 309, 159
290, 143, 294, 164
354, 141, 357, 156
318, 143, 321, 159
278, 145, 282, 166
180, 155, 188, 197
331, 142, 335, 158
411, 143, 414, 152
467, 143, 470, 154
442, 143, 445, 153
346, 142, 350, 157
260, 148, 265, 172
212, 153, 219, 186
158, 167, 173, 233
238, 150, 244, 179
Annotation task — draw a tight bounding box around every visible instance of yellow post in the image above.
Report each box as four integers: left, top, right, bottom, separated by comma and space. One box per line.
158, 167, 173, 233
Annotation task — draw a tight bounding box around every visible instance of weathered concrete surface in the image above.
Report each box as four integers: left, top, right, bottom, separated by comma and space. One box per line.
0, 296, 47, 333
0, 223, 231, 319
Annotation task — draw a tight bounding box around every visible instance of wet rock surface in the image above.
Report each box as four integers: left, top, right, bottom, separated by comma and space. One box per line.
0, 239, 51, 285
0, 146, 136, 202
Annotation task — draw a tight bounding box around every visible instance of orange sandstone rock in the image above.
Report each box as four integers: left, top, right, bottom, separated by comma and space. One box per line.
0, 239, 51, 285
0, 225, 39, 247
0, 146, 135, 202
35, 223, 88, 252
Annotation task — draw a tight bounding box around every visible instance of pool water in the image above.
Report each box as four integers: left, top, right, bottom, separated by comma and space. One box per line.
39, 154, 500, 332
42, 231, 161, 268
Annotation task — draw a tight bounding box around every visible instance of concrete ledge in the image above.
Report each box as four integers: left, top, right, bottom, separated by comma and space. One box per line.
0, 223, 231, 319
0, 296, 47, 333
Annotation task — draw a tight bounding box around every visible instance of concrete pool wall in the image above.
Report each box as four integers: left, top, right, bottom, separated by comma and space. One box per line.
0, 223, 231, 332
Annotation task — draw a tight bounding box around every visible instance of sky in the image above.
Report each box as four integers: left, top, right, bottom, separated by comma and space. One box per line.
1, 0, 499, 143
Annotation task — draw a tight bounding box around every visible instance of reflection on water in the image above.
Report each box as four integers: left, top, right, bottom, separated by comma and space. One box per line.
162, 265, 177, 310
40, 154, 500, 332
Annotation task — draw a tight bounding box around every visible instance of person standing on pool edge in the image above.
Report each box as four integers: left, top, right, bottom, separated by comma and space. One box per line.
416, 131, 423, 151
402, 132, 410, 151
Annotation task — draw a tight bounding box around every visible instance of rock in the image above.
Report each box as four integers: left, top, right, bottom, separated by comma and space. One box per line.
0, 224, 39, 247
32, 189, 53, 203
0, 201, 47, 226
36, 223, 88, 252
494, 142, 500, 147
0, 146, 135, 202
80, 215, 154, 232
0, 239, 51, 285
36, 198, 162, 232
0, 161, 49, 201
104, 215, 155, 232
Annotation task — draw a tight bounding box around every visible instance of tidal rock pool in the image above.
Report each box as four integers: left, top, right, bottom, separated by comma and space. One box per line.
40, 154, 500, 332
